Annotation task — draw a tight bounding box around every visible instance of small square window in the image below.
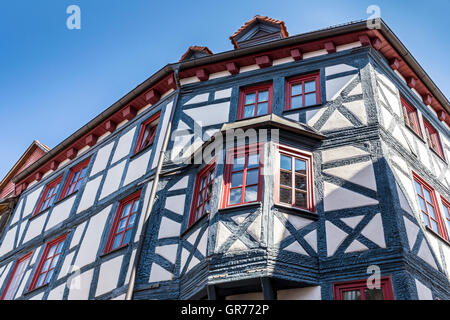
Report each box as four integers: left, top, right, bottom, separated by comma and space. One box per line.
59, 158, 90, 200
237, 84, 273, 120
401, 97, 422, 137
285, 73, 321, 110
423, 118, 445, 159
134, 112, 160, 154
33, 176, 63, 216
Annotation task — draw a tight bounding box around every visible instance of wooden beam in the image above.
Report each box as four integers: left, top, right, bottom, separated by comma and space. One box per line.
290, 48, 303, 61
225, 62, 240, 75
122, 105, 137, 121
389, 58, 400, 70
66, 147, 78, 160
206, 285, 217, 300
358, 34, 371, 46
105, 120, 117, 133
85, 133, 98, 147
406, 77, 417, 89
422, 93, 432, 106
437, 110, 447, 122
167, 74, 176, 90
145, 89, 160, 105
35, 171, 43, 182
50, 160, 60, 171
255, 55, 272, 68
371, 37, 382, 50
324, 41, 336, 53
196, 68, 209, 81
260, 277, 276, 300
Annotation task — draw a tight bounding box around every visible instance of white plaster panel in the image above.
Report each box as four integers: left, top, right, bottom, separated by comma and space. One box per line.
99, 160, 126, 199
306, 106, 326, 127
247, 214, 261, 242
151, 102, 173, 169
214, 88, 232, 100
239, 64, 259, 73
0, 226, 17, 257
344, 100, 367, 125
303, 49, 327, 60
47, 283, 65, 300
304, 229, 317, 253
180, 76, 200, 86
325, 63, 357, 77
45, 195, 76, 231
68, 269, 94, 300
228, 239, 247, 252
0, 262, 12, 288
284, 241, 308, 255
29, 292, 44, 300
361, 214, 386, 248
70, 221, 87, 249
165, 194, 186, 215
10, 199, 24, 225
90, 142, 114, 176
111, 294, 126, 300
277, 286, 321, 300
336, 41, 361, 52
326, 74, 357, 101
283, 213, 313, 230
168, 176, 189, 191
77, 175, 102, 213
149, 263, 173, 282
96, 255, 123, 297
323, 181, 378, 211
322, 145, 368, 163
415, 279, 433, 300
23, 212, 48, 243
184, 101, 230, 127
345, 239, 368, 253
22, 186, 44, 217
215, 222, 232, 251
323, 160, 377, 191
123, 150, 151, 186
403, 217, 419, 250
157, 217, 181, 239
155, 244, 178, 264
273, 56, 294, 65
417, 240, 438, 270
348, 82, 362, 96
15, 269, 31, 299
134, 181, 153, 243
74, 206, 111, 268
326, 221, 347, 256
273, 215, 291, 246
184, 93, 209, 105
58, 251, 75, 280
197, 229, 208, 256
111, 128, 136, 164
210, 70, 231, 79
320, 109, 353, 131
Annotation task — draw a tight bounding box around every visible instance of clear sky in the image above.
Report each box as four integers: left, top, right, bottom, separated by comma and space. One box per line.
0, 0, 448, 180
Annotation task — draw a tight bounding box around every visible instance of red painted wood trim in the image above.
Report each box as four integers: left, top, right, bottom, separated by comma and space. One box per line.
105, 119, 117, 133
225, 62, 240, 75
255, 55, 272, 68
358, 34, 371, 46
85, 133, 98, 147
49, 160, 59, 171
1, 251, 33, 300
33, 176, 63, 216
167, 74, 176, 90
35, 172, 43, 182
66, 147, 78, 160
133, 111, 161, 154
196, 68, 209, 81
324, 41, 336, 53
406, 77, 416, 89
422, 93, 432, 106
122, 105, 137, 121
371, 36, 382, 50
145, 89, 161, 105
389, 58, 400, 70
437, 110, 447, 122
333, 277, 394, 300
290, 48, 303, 61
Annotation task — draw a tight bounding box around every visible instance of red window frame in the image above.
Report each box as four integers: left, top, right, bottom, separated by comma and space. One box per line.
59, 158, 90, 200
275, 145, 315, 212
188, 160, 217, 227
104, 190, 141, 253
333, 277, 394, 300
423, 118, 445, 159
285, 73, 321, 110
401, 97, 422, 137
29, 234, 67, 291
33, 176, 63, 216
237, 83, 273, 120
134, 112, 160, 154
441, 197, 450, 236
413, 172, 448, 240
221, 144, 264, 209
1, 251, 33, 300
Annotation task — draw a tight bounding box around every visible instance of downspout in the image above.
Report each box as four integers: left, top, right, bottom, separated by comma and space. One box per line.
125, 64, 182, 300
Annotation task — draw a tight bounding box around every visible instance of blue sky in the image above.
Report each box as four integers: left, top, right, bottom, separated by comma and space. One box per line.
0, 0, 448, 180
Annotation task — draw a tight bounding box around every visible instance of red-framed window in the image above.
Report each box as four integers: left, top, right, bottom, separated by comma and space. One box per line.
275, 146, 315, 212
1, 251, 32, 300
423, 118, 445, 159
333, 277, 394, 300
33, 176, 63, 216
413, 172, 448, 240
104, 190, 141, 253
221, 144, 264, 208
440, 197, 450, 237
29, 234, 67, 291
188, 160, 216, 227
401, 97, 422, 137
285, 73, 321, 110
59, 158, 90, 200
237, 83, 273, 120
134, 112, 160, 154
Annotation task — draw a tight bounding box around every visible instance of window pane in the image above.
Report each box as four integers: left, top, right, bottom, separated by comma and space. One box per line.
229, 188, 242, 205
197, 191, 204, 205
280, 155, 291, 171
56, 241, 64, 254
128, 214, 136, 227
246, 169, 259, 186
291, 96, 302, 109
295, 175, 307, 190
36, 274, 46, 288
422, 213, 430, 227
364, 288, 384, 300
295, 159, 306, 174
430, 219, 439, 232
258, 90, 269, 102
291, 84, 302, 96
248, 154, 259, 168
233, 156, 245, 170
42, 259, 51, 272
118, 219, 127, 232
280, 171, 292, 187
342, 290, 361, 300
257, 102, 268, 116
50, 256, 59, 269
121, 203, 131, 218
279, 187, 291, 204
427, 205, 437, 219
304, 80, 316, 92
112, 235, 122, 250
304, 93, 316, 106
48, 244, 57, 258
243, 105, 255, 118
132, 200, 139, 213
295, 191, 307, 208
45, 269, 54, 284
200, 176, 207, 189
204, 201, 210, 214
414, 181, 422, 195
245, 93, 256, 105
231, 172, 243, 187
245, 185, 258, 202
122, 230, 132, 246
423, 189, 432, 203
418, 198, 427, 212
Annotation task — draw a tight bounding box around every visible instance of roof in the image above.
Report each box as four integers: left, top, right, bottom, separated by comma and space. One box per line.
179, 46, 213, 62
230, 15, 289, 48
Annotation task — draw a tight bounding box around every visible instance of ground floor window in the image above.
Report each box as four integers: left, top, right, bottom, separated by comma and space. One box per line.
333, 277, 394, 300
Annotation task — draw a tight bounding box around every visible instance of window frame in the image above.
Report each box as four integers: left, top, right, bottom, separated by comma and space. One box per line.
221, 143, 264, 209
285, 72, 321, 110
237, 83, 273, 120
29, 234, 67, 291
274, 145, 315, 212
413, 172, 448, 240
440, 196, 450, 238
423, 118, 445, 159
104, 190, 142, 254
401, 96, 422, 138
134, 112, 161, 155
333, 277, 394, 300
188, 159, 217, 227
59, 158, 90, 200
1, 251, 33, 300
33, 176, 63, 216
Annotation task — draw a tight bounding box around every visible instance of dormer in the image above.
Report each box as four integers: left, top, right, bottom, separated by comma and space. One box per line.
230, 15, 289, 49
179, 46, 213, 62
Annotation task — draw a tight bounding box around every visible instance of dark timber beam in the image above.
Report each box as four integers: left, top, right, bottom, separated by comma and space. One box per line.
260, 277, 276, 300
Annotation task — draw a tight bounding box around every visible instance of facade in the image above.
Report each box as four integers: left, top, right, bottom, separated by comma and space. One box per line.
0, 16, 449, 300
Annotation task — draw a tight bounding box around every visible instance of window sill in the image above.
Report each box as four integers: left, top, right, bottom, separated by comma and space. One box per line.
131, 144, 153, 160
24, 283, 49, 296
219, 201, 262, 213
54, 190, 79, 206
404, 124, 425, 143
273, 203, 318, 220
100, 243, 130, 258
425, 226, 450, 247
182, 213, 209, 238
29, 207, 51, 221
283, 103, 323, 113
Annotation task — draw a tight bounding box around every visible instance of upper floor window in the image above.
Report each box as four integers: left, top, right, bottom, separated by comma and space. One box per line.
275, 146, 314, 212
104, 191, 141, 253
237, 83, 273, 120
29, 234, 67, 290
134, 112, 160, 154
285, 73, 321, 110
60, 158, 90, 200
221, 144, 263, 208
188, 160, 216, 227
34, 176, 63, 216
423, 118, 445, 159
333, 277, 394, 300
1, 252, 32, 300
440, 197, 450, 236
401, 97, 422, 137
413, 172, 448, 240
